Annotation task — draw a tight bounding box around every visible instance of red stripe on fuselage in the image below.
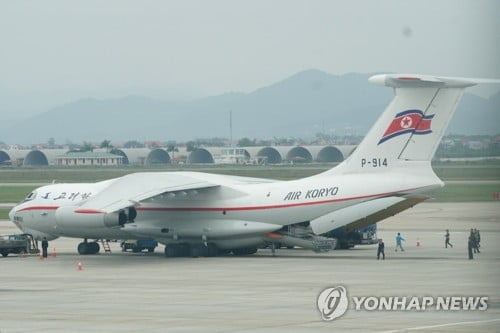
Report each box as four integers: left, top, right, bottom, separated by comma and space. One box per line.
398, 77, 421, 80
17, 206, 59, 212
74, 209, 105, 214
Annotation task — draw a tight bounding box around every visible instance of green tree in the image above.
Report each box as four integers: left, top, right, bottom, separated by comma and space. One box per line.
124, 140, 144, 148
48, 137, 56, 148
149, 142, 160, 149
237, 138, 256, 147
186, 141, 196, 152
80, 141, 94, 152
166, 143, 179, 152
100, 139, 112, 152
166, 143, 179, 159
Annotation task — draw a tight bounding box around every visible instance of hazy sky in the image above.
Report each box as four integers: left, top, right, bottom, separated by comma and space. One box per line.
0, 0, 499, 117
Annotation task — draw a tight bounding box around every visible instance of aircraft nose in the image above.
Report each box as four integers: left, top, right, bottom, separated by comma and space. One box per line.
8, 207, 15, 221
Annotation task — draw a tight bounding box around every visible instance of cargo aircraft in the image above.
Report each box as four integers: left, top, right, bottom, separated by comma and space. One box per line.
8, 74, 495, 257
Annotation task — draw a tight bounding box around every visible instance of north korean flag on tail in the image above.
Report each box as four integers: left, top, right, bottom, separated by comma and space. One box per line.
378, 109, 434, 145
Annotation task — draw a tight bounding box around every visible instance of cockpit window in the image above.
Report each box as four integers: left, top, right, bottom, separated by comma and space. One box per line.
22, 191, 37, 202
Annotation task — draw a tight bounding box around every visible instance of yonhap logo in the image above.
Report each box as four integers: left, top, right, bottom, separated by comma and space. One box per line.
317, 285, 489, 322
317, 286, 349, 321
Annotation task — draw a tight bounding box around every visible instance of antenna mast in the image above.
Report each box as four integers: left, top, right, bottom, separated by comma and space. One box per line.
229, 110, 233, 147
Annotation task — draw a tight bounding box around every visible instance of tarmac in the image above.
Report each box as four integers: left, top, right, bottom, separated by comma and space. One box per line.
0, 202, 499, 333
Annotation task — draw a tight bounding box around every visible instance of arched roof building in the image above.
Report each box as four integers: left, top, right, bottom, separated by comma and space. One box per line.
96, 148, 150, 165
285, 146, 313, 163
307, 146, 344, 163
0, 150, 12, 164
145, 148, 171, 165
243, 145, 357, 164
187, 148, 215, 164
243, 147, 287, 164
23, 149, 69, 166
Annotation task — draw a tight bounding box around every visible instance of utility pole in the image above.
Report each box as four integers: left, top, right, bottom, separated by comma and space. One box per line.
229, 110, 233, 147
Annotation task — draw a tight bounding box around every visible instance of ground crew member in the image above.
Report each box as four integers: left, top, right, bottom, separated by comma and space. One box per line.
41, 237, 48, 258
468, 234, 474, 260
395, 232, 405, 252
445, 229, 453, 248
475, 229, 481, 251
377, 239, 385, 260
470, 229, 479, 253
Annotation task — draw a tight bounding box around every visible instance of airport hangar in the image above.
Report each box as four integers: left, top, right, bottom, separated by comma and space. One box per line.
0, 145, 356, 166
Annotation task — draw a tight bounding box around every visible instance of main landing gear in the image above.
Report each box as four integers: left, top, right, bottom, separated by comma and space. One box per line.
77, 239, 100, 255
164, 243, 257, 258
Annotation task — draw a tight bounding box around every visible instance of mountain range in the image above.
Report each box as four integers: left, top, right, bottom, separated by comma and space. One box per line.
2, 70, 499, 144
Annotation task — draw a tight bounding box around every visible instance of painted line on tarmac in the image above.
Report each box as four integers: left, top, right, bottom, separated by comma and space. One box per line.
0, 203, 16, 208
380, 318, 500, 332
0, 183, 49, 186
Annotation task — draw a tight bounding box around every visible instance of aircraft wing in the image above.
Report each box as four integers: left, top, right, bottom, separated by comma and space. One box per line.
77, 173, 219, 213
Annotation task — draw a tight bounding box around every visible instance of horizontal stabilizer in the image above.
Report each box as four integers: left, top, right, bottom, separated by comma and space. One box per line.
369, 74, 500, 88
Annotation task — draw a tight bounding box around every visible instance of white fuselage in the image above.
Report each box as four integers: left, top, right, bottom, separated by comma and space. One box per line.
9, 166, 441, 249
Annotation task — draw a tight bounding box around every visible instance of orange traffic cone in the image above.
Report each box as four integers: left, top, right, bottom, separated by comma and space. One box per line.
77, 260, 83, 271
51, 248, 57, 258
416, 238, 421, 247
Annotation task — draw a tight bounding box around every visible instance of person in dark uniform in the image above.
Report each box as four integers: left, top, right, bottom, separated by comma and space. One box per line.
470, 229, 480, 253
475, 229, 481, 252
445, 229, 453, 248
468, 234, 474, 260
470, 229, 475, 253
41, 237, 49, 258
377, 239, 385, 260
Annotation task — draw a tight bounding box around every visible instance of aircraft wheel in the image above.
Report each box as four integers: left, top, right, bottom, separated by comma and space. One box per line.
178, 244, 190, 256
190, 244, 208, 257
232, 248, 246, 256
233, 247, 258, 255
78, 242, 89, 255
246, 247, 258, 255
218, 249, 231, 255
165, 244, 190, 257
165, 246, 176, 257
89, 242, 100, 254
206, 243, 218, 257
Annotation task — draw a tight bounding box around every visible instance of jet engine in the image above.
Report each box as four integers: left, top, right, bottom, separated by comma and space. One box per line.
55, 206, 137, 228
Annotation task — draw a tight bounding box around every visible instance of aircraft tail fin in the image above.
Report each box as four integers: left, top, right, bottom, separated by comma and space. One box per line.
326, 74, 495, 175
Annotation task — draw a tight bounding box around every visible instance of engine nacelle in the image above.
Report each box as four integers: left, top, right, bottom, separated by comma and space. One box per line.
55, 206, 121, 229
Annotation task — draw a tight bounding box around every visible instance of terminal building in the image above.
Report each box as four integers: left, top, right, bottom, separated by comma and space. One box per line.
54, 152, 124, 166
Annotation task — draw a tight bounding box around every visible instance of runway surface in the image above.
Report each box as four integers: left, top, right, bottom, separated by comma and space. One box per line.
0, 202, 499, 332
